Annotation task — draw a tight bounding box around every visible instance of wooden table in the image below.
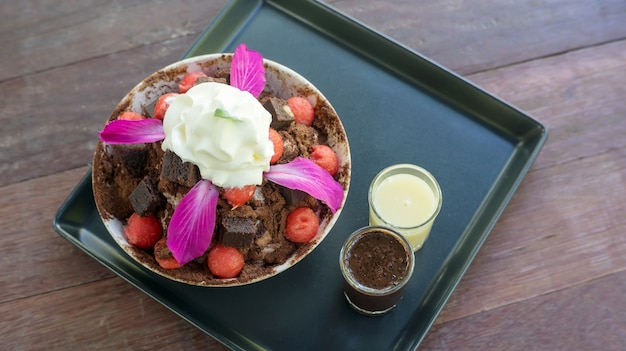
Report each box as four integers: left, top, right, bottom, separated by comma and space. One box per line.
2, 1, 625, 349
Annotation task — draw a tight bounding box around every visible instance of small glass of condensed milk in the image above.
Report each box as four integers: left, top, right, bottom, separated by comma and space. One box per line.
339, 226, 415, 315
368, 164, 442, 251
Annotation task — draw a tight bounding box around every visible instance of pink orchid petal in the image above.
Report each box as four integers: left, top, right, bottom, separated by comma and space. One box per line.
265, 157, 344, 213
98, 118, 165, 144
230, 43, 266, 98
167, 179, 218, 265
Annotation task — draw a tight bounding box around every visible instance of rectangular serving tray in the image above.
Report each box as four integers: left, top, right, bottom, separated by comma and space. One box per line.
54, 1, 547, 350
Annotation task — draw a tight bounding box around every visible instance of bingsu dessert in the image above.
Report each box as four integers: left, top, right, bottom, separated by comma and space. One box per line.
93, 44, 350, 286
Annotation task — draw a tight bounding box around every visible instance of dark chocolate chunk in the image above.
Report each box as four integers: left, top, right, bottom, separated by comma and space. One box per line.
160, 150, 200, 187
219, 216, 260, 249
264, 97, 295, 130
279, 187, 308, 206
129, 176, 164, 216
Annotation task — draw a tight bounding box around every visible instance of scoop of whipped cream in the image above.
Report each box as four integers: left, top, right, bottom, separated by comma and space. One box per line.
161, 81, 274, 188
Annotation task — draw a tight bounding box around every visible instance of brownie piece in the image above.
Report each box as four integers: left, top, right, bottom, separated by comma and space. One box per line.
112, 144, 149, 178
263, 97, 295, 130
129, 176, 164, 216
277, 123, 318, 163
160, 150, 200, 187
219, 215, 260, 249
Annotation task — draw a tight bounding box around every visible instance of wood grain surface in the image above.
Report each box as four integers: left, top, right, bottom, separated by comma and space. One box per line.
1, 0, 625, 350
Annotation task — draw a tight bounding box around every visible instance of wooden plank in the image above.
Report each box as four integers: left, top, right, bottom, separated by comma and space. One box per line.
0, 277, 228, 350
0, 0, 228, 80
0, 38, 192, 188
0, 166, 115, 304
420, 270, 626, 350
327, 0, 626, 75
5, 0, 624, 82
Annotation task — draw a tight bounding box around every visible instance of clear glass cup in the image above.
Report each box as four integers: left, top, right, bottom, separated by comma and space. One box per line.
368, 164, 442, 251
339, 226, 415, 316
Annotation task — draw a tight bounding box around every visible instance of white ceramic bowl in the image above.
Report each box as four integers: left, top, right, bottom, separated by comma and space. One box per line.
92, 52, 351, 286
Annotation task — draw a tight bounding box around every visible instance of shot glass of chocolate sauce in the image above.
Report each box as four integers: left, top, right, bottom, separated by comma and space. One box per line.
339, 226, 415, 316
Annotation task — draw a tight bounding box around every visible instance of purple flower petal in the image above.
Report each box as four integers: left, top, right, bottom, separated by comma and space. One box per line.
98, 118, 165, 144
229, 43, 266, 98
167, 179, 219, 265
265, 157, 344, 213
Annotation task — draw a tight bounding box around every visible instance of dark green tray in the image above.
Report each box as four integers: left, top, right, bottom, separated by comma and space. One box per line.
54, 1, 547, 350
